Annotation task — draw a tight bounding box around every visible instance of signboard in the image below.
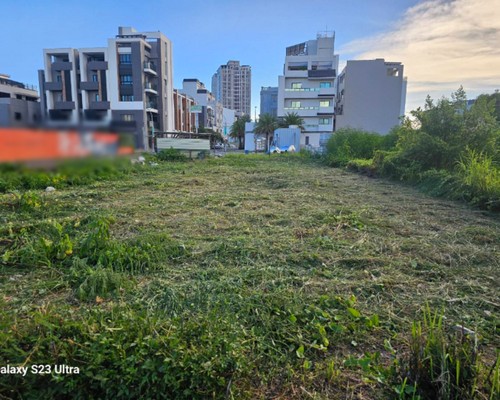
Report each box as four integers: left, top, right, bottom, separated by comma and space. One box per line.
190, 105, 203, 113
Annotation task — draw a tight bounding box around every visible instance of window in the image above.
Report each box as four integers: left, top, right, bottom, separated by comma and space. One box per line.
14, 112, 22, 121
120, 75, 133, 85
320, 100, 331, 107
120, 95, 134, 101
387, 67, 400, 77
305, 136, 310, 145
56, 74, 61, 83
119, 54, 132, 64
92, 74, 98, 82
122, 114, 134, 121
319, 118, 331, 125
291, 82, 302, 89
319, 82, 331, 88
291, 101, 301, 108
95, 94, 100, 101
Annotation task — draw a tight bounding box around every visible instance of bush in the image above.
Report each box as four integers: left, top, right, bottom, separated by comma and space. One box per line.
325, 128, 385, 166
157, 148, 187, 162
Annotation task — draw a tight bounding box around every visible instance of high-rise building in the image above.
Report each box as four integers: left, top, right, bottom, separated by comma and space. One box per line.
0, 74, 41, 127
335, 59, 407, 134
278, 33, 339, 149
38, 26, 174, 149
211, 60, 251, 117
260, 86, 278, 118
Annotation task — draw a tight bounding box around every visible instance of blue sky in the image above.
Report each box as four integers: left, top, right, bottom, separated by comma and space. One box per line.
1, 0, 498, 114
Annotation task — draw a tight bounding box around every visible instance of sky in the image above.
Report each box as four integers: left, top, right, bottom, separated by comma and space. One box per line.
1, 0, 499, 115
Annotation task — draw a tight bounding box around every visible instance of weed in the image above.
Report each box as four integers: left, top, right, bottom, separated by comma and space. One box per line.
399, 305, 481, 399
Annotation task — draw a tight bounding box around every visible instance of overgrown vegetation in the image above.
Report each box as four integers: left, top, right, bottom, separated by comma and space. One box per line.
325, 87, 500, 210
0, 157, 134, 193
0, 154, 498, 398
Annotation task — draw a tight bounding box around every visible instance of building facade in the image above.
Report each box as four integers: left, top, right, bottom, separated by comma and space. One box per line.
173, 89, 196, 133
38, 26, 174, 149
0, 74, 41, 127
211, 60, 251, 117
180, 79, 223, 132
278, 33, 339, 150
335, 59, 407, 134
260, 86, 278, 118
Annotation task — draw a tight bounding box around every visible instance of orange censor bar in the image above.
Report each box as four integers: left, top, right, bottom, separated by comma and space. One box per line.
0, 128, 122, 163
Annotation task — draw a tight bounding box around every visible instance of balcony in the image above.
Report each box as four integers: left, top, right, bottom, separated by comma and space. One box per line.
54, 101, 75, 110
143, 62, 157, 76
81, 81, 99, 91
88, 60, 108, 70
89, 101, 110, 110
318, 87, 336, 97
318, 105, 335, 115
283, 107, 319, 117
44, 81, 63, 91
285, 70, 308, 78
144, 83, 158, 95
145, 103, 158, 113
308, 69, 336, 79
51, 61, 72, 71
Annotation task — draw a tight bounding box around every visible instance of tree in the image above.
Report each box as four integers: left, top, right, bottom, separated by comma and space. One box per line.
279, 112, 304, 130
229, 115, 250, 150
254, 113, 278, 152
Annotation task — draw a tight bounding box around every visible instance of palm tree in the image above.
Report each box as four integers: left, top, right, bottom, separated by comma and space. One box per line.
229, 115, 250, 149
254, 113, 278, 152
279, 112, 304, 131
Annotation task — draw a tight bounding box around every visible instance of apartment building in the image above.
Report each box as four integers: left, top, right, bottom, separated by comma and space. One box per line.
335, 59, 407, 134
0, 74, 41, 127
180, 79, 223, 132
211, 60, 251, 117
260, 86, 278, 118
39, 26, 174, 149
278, 33, 339, 149
173, 89, 196, 133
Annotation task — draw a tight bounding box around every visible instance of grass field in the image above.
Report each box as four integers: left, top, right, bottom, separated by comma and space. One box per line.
0, 154, 498, 399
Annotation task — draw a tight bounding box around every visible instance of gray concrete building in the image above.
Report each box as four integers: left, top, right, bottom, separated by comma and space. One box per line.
260, 86, 278, 118
335, 59, 407, 134
211, 60, 251, 117
278, 33, 339, 150
39, 27, 174, 149
0, 74, 41, 127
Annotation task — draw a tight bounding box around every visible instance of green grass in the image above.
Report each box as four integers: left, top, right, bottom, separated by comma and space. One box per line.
0, 154, 498, 399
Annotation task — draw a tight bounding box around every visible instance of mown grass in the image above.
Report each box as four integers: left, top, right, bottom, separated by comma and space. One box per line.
0, 154, 498, 399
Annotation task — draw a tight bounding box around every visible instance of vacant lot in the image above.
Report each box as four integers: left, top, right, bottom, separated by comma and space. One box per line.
1, 154, 498, 399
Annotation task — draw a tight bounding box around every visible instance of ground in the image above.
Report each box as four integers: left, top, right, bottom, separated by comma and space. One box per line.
0, 154, 498, 399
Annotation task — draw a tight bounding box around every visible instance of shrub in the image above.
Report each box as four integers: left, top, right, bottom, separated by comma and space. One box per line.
325, 128, 385, 165
157, 148, 187, 162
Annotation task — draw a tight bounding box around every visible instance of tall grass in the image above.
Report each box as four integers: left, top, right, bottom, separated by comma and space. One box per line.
455, 149, 500, 209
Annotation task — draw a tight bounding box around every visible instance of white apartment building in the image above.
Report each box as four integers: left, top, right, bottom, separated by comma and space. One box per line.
336, 59, 407, 134
39, 27, 174, 149
212, 61, 251, 117
278, 33, 339, 149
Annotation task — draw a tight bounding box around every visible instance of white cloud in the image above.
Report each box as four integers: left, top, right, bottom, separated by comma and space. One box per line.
340, 0, 500, 112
